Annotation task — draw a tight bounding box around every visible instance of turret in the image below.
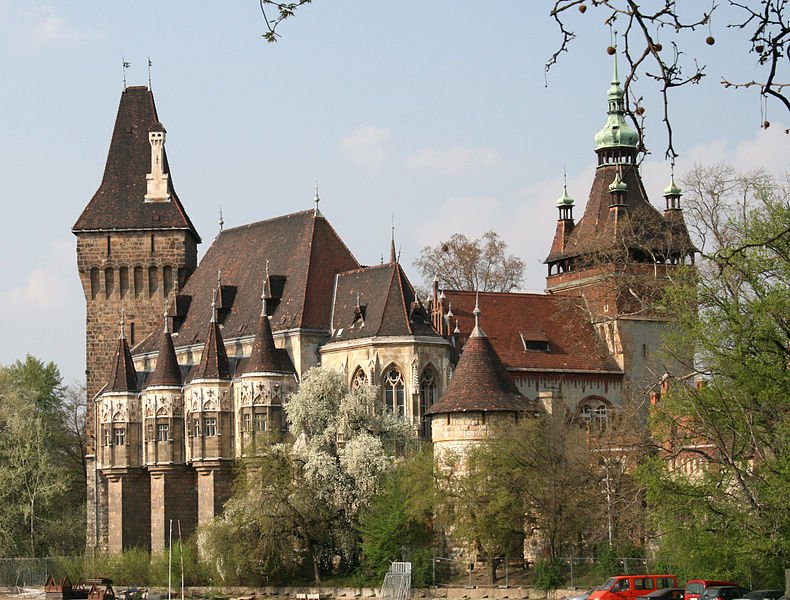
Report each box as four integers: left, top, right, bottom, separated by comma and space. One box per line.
234, 278, 297, 456
593, 49, 639, 165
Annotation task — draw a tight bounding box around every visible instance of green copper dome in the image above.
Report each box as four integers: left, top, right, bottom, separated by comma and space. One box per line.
594, 53, 639, 151
556, 184, 575, 207
663, 175, 682, 197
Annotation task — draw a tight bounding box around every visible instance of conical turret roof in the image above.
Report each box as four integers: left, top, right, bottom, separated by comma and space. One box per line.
188, 306, 231, 381
240, 314, 295, 375
107, 336, 139, 393
145, 319, 182, 387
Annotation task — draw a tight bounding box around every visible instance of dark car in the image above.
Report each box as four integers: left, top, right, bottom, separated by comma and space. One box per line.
638, 588, 685, 600
742, 591, 784, 600
701, 587, 750, 600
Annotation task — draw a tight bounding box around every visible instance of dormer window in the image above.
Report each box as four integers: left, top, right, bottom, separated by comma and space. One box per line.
520, 332, 550, 352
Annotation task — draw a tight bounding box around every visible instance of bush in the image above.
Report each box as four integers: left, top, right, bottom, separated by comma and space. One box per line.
533, 559, 564, 592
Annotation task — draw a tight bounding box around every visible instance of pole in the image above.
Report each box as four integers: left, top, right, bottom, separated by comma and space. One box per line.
569, 558, 574, 588
168, 520, 172, 600
178, 520, 184, 600
432, 557, 435, 587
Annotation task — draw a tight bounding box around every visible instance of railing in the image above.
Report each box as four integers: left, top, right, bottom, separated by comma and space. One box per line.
380, 561, 411, 600
0, 557, 53, 587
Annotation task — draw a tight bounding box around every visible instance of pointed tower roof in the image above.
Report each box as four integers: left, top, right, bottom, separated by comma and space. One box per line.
73, 86, 200, 242
107, 336, 139, 393
188, 292, 231, 381
593, 51, 639, 151
145, 316, 182, 387
426, 303, 539, 416
239, 279, 295, 375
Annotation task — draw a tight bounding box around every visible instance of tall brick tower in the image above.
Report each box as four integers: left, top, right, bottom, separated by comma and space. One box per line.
73, 85, 200, 551
544, 53, 695, 403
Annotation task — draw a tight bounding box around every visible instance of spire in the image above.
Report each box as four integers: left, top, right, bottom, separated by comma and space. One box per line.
594, 42, 639, 153
663, 173, 683, 211
218, 206, 224, 233
210, 288, 217, 323
313, 183, 321, 216
556, 171, 575, 221
390, 216, 397, 263
107, 327, 139, 393
119, 307, 126, 340
242, 295, 295, 377
189, 293, 230, 381
261, 276, 269, 318
145, 312, 182, 387
471, 292, 485, 338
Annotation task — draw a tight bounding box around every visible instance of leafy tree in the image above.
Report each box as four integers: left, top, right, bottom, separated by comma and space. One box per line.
414, 230, 525, 293
638, 166, 790, 586
201, 368, 413, 584
359, 448, 436, 585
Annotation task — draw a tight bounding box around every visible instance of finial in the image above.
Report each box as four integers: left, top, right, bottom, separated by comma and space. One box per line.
211, 289, 217, 323
261, 276, 268, 317
217, 270, 222, 290
471, 291, 486, 337
446, 303, 454, 319
611, 29, 619, 84
147, 58, 152, 90
122, 58, 130, 90
355, 291, 361, 309
163, 302, 170, 334
454, 320, 460, 334
119, 307, 126, 340
265, 258, 270, 282
314, 182, 320, 215
218, 206, 224, 232
390, 215, 397, 263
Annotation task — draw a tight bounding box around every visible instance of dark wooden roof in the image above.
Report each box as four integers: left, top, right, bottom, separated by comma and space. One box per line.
329, 262, 440, 341
546, 163, 694, 263
135, 210, 359, 354
73, 86, 199, 242
426, 325, 539, 416
144, 324, 182, 387
238, 315, 295, 375
188, 320, 230, 381
444, 291, 622, 374
107, 337, 139, 393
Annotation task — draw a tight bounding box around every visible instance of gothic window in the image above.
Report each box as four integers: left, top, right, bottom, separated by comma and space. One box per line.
134, 266, 143, 298
113, 427, 125, 446
242, 413, 251, 432
192, 418, 200, 437
149, 266, 158, 297
205, 417, 217, 437
119, 267, 129, 299
157, 423, 169, 441
163, 265, 173, 297
351, 367, 368, 390
419, 367, 437, 438
146, 424, 153, 441
384, 367, 405, 417
254, 413, 266, 433
103, 427, 110, 446
577, 398, 610, 432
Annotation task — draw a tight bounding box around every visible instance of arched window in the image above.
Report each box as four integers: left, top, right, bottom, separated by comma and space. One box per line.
419, 367, 437, 438
576, 397, 610, 432
351, 367, 368, 390
383, 367, 405, 417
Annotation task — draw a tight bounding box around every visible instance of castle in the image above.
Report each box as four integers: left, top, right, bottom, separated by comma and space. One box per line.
73, 56, 694, 554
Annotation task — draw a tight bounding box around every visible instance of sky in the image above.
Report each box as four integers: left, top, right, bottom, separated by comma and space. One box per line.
0, 1, 786, 388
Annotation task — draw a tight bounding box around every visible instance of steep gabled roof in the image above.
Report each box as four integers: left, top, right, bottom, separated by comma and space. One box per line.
444, 291, 622, 374
238, 315, 295, 375
107, 337, 139, 393
73, 86, 199, 242
145, 322, 182, 387
139, 210, 358, 352
329, 262, 439, 342
426, 314, 538, 416
188, 320, 230, 382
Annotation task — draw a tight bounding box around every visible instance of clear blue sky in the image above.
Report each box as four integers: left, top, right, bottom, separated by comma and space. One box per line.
0, 1, 786, 387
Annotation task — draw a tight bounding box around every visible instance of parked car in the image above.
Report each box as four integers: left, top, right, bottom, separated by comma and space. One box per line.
700, 586, 750, 600
638, 588, 685, 600
590, 575, 679, 600
741, 591, 784, 600
686, 581, 741, 600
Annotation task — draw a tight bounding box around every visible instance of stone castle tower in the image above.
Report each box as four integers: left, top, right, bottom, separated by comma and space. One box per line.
73, 86, 201, 551
544, 54, 695, 402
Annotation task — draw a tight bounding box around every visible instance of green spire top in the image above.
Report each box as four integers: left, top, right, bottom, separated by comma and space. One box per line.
608, 170, 628, 192
556, 184, 575, 207
594, 49, 639, 151
663, 174, 682, 197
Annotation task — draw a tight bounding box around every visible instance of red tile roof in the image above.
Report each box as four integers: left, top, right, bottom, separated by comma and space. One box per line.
73, 86, 199, 242
443, 291, 621, 374
188, 320, 230, 381
144, 322, 182, 387
238, 315, 295, 375
426, 323, 540, 415
546, 163, 694, 263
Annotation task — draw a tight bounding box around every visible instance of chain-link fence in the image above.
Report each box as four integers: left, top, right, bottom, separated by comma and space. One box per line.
0, 557, 79, 588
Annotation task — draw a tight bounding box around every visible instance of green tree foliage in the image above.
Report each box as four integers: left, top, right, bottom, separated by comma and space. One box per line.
639, 166, 790, 586
200, 368, 413, 584
359, 448, 435, 585
0, 356, 86, 556
414, 231, 525, 293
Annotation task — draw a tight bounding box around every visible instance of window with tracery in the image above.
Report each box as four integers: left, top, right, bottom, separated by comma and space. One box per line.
384, 367, 405, 417
351, 367, 368, 390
